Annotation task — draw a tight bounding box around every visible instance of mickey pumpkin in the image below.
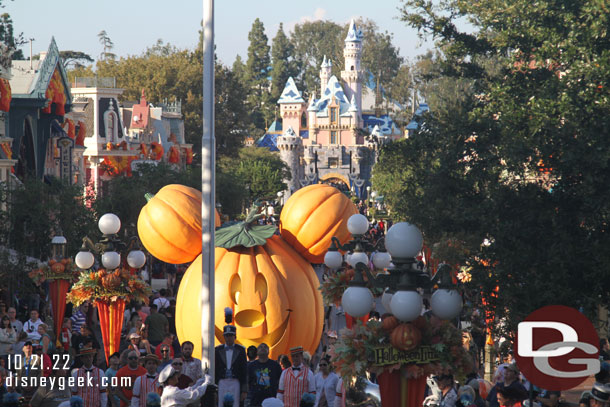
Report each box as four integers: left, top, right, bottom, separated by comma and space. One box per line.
176, 205, 324, 359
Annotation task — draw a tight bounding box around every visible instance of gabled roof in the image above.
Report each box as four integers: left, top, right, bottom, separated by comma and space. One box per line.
10, 37, 72, 105
267, 120, 283, 133
311, 75, 351, 117
255, 132, 279, 151
345, 19, 363, 43
277, 77, 305, 104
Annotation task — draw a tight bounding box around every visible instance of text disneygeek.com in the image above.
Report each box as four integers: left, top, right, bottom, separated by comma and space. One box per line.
5, 375, 132, 391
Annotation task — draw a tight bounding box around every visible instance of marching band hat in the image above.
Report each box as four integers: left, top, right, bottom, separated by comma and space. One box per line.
223, 325, 236, 336
290, 346, 304, 355
591, 383, 610, 403
158, 364, 178, 384
140, 354, 161, 364
77, 345, 97, 356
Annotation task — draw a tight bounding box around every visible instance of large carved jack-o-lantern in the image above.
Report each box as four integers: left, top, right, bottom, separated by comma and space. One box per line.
176, 208, 324, 360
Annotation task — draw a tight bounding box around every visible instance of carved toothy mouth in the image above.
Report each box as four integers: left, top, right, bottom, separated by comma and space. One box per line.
217, 312, 291, 349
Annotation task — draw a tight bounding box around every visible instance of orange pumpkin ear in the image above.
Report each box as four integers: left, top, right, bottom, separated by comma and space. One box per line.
255, 273, 268, 304
229, 274, 241, 305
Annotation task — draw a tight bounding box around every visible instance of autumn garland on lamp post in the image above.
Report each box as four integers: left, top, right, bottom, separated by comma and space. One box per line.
67, 214, 150, 363
28, 235, 81, 348
323, 214, 468, 407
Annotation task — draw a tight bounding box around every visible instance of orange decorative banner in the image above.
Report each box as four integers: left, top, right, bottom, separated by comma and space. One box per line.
150, 142, 164, 160
49, 279, 71, 345
0, 78, 11, 112
76, 121, 86, 146
1, 143, 12, 159
186, 148, 193, 164
96, 298, 126, 364
168, 146, 180, 163
42, 69, 66, 116
64, 118, 76, 139
378, 370, 426, 407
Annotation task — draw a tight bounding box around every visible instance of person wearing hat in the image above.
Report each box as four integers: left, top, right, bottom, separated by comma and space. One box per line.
14, 341, 43, 400
487, 364, 527, 407
131, 355, 161, 407
116, 351, 147, 407
70, 346, 107, 407
215, 325, 247, 407
276, 346, 315, 407
158, 364, 212, 407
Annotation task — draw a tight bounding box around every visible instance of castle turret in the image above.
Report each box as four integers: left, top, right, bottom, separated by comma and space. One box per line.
307, 93, 318, 144
320, 55, 332, 94
341, 19, 363, 119
276, 126, 303, 197
278, 77, 306, 133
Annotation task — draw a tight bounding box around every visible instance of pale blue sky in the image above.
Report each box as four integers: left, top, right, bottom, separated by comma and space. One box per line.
6, 1, 434, 67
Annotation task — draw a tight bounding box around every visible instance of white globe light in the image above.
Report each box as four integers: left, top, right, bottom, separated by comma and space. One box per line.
348, 251, 369, 267
385, 222, 423, 258
372, 251, 392, 270
324, 251, 343, 269
341, 286, 373, 318
101, 251, 121, 270
99, 213, 121, 235
347, 214, 369, 235
127, 250, 146, 269
371, 191, 378, 198
390, 290, 423, 321
75, 251, 95, 270
381, 289, 393, 313
431, 289, 463, 320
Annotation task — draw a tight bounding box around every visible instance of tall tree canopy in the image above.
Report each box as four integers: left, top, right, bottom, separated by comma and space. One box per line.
245, 18, 272, 132
270, 23, 297, 106
372, 0, 610, 335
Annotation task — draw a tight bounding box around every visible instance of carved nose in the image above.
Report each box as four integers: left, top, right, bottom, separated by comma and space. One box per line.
235, 310, 265, 328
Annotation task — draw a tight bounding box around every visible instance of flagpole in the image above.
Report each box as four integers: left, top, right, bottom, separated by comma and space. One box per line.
201, 0, 215, 381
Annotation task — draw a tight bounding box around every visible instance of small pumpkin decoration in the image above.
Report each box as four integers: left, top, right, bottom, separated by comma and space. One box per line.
381, 315, 399, 333
176, 204, 324, 360
137, 184, 221, 264
50, 262, 65, 273
390, 323, 422, 351
279, 184, 358, 264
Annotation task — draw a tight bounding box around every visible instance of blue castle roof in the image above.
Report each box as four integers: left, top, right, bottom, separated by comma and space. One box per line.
345, 19, 363, 42
277, 77, 305, 104
311, 75, 352, 117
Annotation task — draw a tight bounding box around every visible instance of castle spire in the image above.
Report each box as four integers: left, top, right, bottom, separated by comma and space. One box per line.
345, 19, 363, 42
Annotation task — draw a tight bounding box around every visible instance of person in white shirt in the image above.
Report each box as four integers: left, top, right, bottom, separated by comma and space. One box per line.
313, 358, 338, 407
159, 365, 212, 407
23, 310, 43, 342
7, 308, 23, 334
131, 355, 162, 407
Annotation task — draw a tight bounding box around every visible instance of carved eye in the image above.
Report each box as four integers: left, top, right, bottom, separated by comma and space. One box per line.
229, 274, 241, 305
255, 273, 268, 304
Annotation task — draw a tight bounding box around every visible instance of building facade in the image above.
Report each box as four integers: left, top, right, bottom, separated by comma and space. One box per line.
257, 20, 403, 200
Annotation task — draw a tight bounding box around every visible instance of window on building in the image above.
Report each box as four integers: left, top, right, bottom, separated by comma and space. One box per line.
330, 131, 337, 144
301, 112, 307, 128
330, 108, 337, 124
328, 157, 339, 168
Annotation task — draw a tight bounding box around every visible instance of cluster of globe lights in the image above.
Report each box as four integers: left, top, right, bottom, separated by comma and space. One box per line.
75, 214, 147, 271
324, 214, 463, 322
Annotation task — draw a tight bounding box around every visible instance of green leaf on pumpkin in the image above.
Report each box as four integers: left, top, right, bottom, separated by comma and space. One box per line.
215, 201, 277, 248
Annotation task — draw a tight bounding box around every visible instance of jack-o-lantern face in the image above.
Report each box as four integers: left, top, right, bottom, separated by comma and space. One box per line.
176, 234, 323, 360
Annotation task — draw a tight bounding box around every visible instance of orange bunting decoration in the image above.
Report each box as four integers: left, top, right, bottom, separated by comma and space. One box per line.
63, 119, 76, 139
0, 78, 11, 112
186, 148, 193, 164
76, 122, 86, 146
101, 155, 137, 177
139, 143, 148, 157
168, 146, 180, 163
150, 142, 164, 160
96, 298, 126, 364
1, 143, 12, 159
42, 69, 66, 116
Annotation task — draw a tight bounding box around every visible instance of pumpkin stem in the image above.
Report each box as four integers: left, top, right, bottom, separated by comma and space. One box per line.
144, 193, 155, 202
215, 201, 277, 249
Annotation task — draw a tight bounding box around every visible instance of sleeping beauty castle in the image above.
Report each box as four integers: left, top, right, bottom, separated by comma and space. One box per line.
256, 19, 406, 200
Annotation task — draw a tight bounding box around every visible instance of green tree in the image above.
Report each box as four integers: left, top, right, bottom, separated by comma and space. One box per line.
245, 18, 272, 131
0, 12, 24, 60
218, 147, 290, 213
215, 62, 250, 156
290, 20, 344, 95
59, 50, 94, 69
270, 23, 297, 104
375, 0, 610, 335
97, 30, 116, 61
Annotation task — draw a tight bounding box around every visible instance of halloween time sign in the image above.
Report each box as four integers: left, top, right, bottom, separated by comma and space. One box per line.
372, 345, 440, 366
